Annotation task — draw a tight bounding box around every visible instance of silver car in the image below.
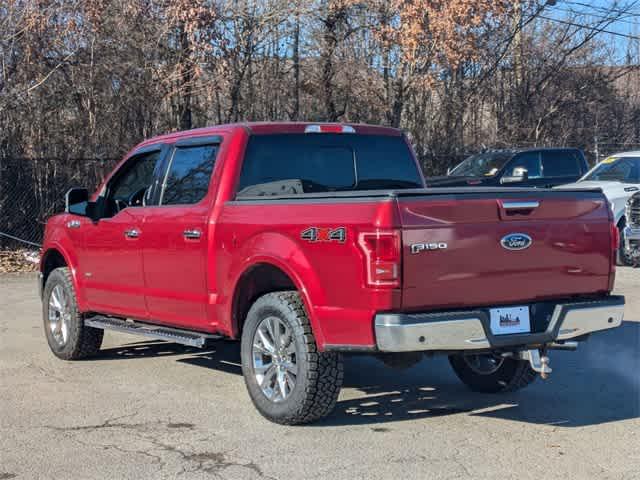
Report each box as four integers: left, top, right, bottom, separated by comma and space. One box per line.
623, 191, 640, 265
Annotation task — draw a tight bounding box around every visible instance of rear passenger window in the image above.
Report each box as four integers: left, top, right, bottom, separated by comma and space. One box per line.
161, 145, 217, 205
541, 151, 581, 177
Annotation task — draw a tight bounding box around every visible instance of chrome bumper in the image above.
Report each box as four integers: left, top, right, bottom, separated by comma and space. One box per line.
375, 296, 625, 352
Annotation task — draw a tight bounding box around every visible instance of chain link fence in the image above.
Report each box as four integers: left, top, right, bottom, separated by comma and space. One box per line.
0, 157, 116, 252
1, 143, 638, 270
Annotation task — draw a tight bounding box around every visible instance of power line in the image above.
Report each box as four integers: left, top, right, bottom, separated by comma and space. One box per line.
538, 14, 640, 40
560, 0, 640, 16
553, 6, 640, 26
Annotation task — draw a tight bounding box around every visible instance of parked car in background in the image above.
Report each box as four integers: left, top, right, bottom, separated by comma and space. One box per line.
426, 148, 588, 188
556, 152, 640, 265
623, 191, 640, 265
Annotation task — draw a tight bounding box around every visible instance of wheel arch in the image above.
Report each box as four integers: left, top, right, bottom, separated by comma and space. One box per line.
40, 245, 86, 309
229, 258, 326, 349
41, 248, 68, 288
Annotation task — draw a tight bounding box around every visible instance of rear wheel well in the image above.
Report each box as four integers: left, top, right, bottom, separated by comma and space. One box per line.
41, 249, 67, 290
232, 263, 297, 337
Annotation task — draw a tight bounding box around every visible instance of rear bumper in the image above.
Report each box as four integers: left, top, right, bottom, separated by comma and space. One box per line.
375, 296, 625, 352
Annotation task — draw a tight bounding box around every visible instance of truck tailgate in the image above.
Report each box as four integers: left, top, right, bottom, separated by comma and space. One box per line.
398, 189, 613, 310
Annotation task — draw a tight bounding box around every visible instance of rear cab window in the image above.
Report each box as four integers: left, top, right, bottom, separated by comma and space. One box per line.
236, 134, 423, 197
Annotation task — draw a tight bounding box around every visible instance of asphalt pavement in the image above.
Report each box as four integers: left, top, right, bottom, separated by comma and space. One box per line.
1, 269, 638, 480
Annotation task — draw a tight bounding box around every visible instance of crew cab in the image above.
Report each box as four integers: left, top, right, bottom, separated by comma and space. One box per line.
39, 123, 624, 425
426, 148, 588, 189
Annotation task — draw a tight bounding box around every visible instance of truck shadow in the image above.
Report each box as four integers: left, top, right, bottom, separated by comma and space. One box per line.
97, 321, 639, 428
321, 320, 640, 428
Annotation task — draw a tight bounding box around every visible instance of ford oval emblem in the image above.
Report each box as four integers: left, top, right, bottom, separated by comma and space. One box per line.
501, 233, 532, 251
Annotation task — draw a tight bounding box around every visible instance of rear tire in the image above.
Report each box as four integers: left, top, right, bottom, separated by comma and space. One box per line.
240, 291, 343, 425
43, 267, 103, 360
449, 353, 537, 393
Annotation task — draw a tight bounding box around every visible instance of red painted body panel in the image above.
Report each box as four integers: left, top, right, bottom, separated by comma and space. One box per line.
215, 200, 401, 346
40, 122, 616, 351
141, 204, 210, 328
399, 195, 612, 311
81, 208, 148, 318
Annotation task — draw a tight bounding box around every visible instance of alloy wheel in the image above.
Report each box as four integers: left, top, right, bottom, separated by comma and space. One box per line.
462, 354, 504, 375
48, 284, 71, 347
252, 316, 298, 402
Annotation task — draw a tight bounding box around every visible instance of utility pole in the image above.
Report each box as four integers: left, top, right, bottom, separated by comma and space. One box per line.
513, 0, 523, 87
594, 114, 600, 163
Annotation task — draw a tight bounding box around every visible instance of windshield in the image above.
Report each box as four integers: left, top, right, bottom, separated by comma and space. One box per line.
583, 157, 640, 183
449, 152, 512, 177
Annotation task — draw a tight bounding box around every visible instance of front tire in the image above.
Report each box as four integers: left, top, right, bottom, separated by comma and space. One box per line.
449, 353, 537, 393
618, 224, 634, 266
240, 291, 343, 425
43, 267, 103, 360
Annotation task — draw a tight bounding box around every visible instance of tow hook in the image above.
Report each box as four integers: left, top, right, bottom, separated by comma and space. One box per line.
520, 349, 552, 379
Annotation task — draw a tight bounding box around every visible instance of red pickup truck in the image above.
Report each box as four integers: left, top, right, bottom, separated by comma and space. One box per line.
40, 122, 625, 424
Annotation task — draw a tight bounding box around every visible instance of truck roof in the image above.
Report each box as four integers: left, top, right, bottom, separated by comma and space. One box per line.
605, 150, 640, 158
136, 122, 402, 149
479, 147, 583, 156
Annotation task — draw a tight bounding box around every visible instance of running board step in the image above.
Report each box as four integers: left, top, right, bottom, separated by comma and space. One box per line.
84, 316, 221, 348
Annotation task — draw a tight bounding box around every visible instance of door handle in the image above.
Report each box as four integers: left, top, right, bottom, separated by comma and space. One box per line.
66, 220, 81, 229
124, 228, 140, 239
502, 201, 540, 210
183, 229, 202, 240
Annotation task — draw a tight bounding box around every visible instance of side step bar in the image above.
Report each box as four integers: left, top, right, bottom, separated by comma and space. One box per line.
84, 316, 221, 348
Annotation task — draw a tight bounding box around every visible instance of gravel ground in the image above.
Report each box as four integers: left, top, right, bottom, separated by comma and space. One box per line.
0, 269, 638, 480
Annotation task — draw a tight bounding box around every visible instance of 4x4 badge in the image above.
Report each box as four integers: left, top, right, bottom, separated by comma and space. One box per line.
301, 227, 346, 243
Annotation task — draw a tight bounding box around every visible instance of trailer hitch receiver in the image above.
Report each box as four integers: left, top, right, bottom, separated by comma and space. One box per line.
520, 349, 552, 379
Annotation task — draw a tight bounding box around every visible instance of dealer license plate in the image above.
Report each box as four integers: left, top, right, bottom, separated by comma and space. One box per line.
489, 306, 531, 335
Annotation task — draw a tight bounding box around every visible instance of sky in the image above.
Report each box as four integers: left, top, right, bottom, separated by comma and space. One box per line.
545, 0, 640, 63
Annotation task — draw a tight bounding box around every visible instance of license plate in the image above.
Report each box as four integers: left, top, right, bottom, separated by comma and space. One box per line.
489, 306, 531, 335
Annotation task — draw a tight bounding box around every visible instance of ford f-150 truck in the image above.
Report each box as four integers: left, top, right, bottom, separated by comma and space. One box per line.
40, 122, 625, 425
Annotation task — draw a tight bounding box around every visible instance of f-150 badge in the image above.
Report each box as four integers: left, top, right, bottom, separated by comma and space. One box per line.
410, 242, 448, 254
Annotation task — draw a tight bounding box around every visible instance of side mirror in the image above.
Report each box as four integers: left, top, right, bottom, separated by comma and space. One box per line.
65, 188, 89, 216
501, 167, 529, 184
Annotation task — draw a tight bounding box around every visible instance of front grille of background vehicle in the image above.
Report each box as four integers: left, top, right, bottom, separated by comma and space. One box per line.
628, 194, 640, 227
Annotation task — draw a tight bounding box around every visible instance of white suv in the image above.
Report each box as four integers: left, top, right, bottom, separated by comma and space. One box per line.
624, 191, 640, 265
557, 151, 640, 265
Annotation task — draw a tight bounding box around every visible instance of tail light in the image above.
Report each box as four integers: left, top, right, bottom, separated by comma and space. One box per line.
358, 230, 401, 288
611, 222, 620, 256
609, 221, 618, 291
